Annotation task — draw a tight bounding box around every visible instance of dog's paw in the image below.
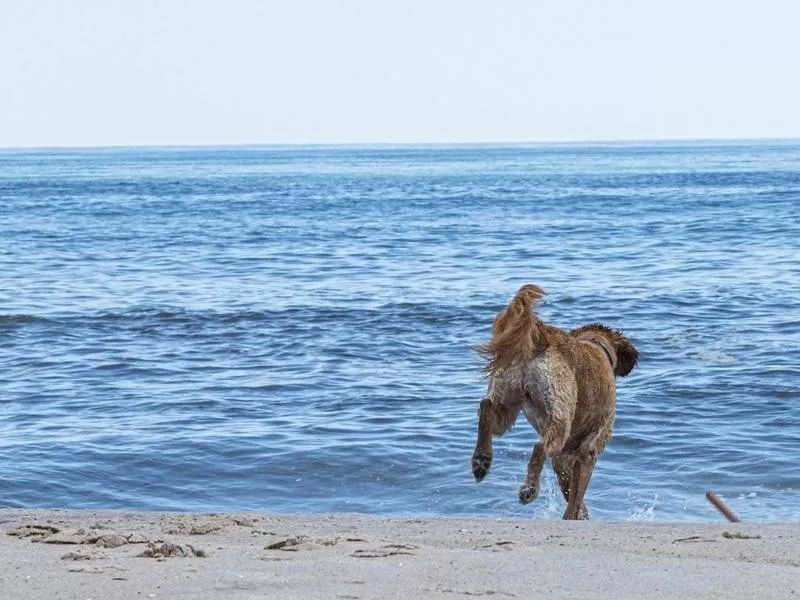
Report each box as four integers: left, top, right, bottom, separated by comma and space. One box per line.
518, 483, 539, 505
472, 453, 492, 482
562, 506, 591, 520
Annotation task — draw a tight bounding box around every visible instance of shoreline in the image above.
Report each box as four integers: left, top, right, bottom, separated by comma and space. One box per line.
2, 509, 798, 599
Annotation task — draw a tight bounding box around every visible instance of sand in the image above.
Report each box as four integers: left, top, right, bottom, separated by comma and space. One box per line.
1, 509, 798, 599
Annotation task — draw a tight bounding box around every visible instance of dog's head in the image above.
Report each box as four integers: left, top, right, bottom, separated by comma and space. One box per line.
571, 323, 639, 377
611, 332, 639, 377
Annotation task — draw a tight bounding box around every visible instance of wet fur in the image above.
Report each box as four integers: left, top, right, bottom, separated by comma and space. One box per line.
472, 284, 639, 519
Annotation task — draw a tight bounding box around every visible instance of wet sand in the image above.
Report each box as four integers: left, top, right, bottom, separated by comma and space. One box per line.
1, 509, 797, 599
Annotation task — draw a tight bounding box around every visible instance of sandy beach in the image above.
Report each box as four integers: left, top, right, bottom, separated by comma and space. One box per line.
1, 509, 797, 599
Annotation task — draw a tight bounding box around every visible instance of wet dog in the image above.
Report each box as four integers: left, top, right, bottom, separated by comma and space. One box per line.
471, 284, 638, 519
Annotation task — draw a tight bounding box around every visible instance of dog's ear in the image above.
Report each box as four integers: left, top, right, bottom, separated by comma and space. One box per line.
614, 336, 639, 377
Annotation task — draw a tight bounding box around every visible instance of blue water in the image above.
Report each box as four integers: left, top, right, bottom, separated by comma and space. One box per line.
1, 142, 799, 522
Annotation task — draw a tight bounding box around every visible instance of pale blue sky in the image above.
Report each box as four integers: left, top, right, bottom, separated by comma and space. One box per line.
2, 0, 799, 147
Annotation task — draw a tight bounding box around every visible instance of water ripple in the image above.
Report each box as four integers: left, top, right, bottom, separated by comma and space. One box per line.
1, 142, 799, 520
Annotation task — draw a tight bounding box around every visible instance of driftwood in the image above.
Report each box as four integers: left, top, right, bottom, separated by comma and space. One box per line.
706, 490, 741, 523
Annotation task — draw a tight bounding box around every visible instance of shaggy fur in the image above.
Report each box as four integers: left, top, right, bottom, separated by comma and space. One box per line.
471, 284, 639, 519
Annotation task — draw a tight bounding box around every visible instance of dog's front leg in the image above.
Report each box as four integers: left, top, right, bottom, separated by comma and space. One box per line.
518, 443, 546, 504
563, 452, 597, 520
553, 455, 589, 519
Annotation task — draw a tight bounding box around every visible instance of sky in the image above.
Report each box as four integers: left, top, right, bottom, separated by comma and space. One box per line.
1, 0, 799, 147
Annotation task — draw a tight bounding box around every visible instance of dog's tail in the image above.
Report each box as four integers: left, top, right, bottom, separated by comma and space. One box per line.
478, 284, 547, 377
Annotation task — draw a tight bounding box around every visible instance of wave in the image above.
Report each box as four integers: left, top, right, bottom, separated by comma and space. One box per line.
0, 301, 493, 331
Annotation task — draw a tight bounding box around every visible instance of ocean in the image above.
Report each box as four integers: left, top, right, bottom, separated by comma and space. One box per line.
1, 142, 798, 521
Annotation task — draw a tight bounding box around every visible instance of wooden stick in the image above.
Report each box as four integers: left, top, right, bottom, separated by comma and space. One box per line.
706, 490, 741, 523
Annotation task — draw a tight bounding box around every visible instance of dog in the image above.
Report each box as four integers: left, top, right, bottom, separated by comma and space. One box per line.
471, 284, 638, 519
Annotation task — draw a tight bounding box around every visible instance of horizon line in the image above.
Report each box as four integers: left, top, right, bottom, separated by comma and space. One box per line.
2, 135, 799, 152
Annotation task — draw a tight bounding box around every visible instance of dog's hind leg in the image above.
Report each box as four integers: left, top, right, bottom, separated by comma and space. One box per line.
518, 420, 570, 505
472, 386, 520, 482
553, 455, 589, 519
518, 442, 546, 504
472, 398, 497, 481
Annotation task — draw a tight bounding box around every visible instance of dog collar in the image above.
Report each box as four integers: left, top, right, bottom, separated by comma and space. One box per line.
583, 338, 616, 369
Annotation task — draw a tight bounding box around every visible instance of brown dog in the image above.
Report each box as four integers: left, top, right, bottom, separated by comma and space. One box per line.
471, 284, 638, 519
